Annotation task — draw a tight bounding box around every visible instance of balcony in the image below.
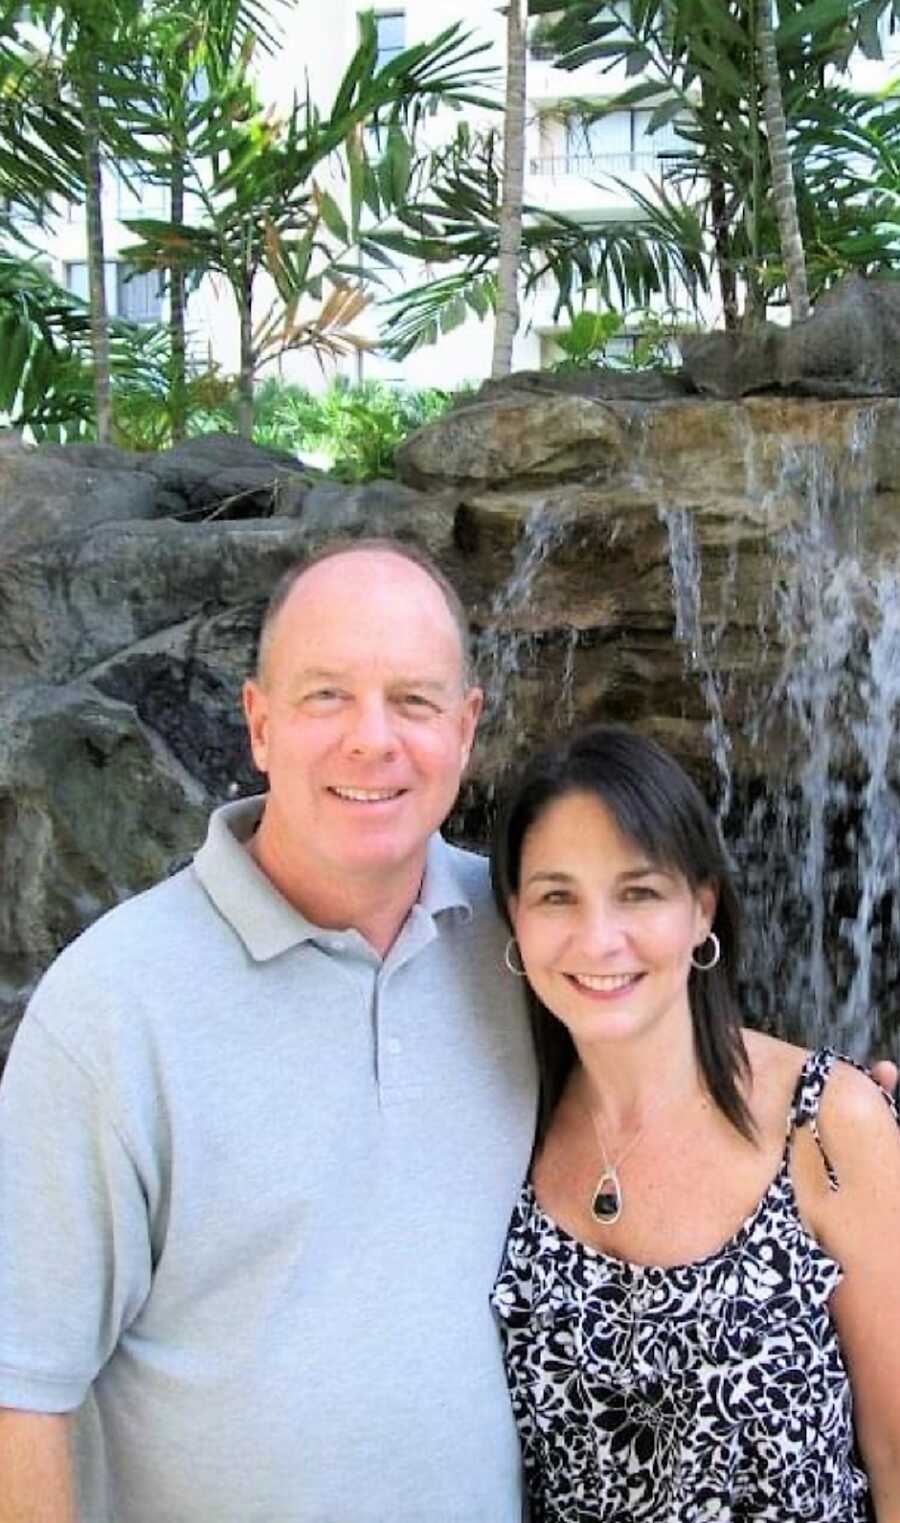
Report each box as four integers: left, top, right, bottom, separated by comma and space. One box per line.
530, 150, 668, 177
527, 147, 691, 217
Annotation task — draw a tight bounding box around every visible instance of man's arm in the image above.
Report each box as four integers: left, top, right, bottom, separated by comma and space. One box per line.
0, 1410, 75, 1523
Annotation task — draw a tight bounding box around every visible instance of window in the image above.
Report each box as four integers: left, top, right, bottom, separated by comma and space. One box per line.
2, 193, 48, 228
116, 173, 168, 220
64, 260, 163, 323
117, 264, 164, 323
374, 11, 405, 69
64, 261, 98, 302
563, 108, 691, 172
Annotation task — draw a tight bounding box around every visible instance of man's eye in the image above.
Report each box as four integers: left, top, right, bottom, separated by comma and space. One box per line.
400, 694, 434, 710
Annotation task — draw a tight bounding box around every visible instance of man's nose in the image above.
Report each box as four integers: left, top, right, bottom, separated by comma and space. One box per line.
344, 697, 398, 755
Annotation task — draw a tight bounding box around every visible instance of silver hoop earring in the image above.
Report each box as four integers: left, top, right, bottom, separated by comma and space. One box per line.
690, 932, 721, 971
504, 937, 527, 977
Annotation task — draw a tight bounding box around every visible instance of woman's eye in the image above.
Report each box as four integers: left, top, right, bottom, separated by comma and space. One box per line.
622, 885, 661, 902
539, 890, 574, 906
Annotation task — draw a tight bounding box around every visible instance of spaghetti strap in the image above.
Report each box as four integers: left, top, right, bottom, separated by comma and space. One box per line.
786, 1046, 900, 1193
786, 1048, 840, 1191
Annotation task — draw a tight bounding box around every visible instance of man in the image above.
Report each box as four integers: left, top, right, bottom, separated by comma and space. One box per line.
0, 540, 538, 1523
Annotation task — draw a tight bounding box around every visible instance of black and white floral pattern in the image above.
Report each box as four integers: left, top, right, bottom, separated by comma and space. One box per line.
491, 1050, 888, 1522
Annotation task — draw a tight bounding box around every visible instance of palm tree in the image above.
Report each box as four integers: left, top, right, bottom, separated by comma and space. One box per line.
492, 0, 527, 377
140, 0, 283, 440
5, 0, 147, 440
757, 0, 810, 322
123, 14, 496, 436
546, 0, 884, 327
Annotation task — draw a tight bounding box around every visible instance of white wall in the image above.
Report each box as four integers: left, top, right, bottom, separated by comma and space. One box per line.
19, 0, 900, 401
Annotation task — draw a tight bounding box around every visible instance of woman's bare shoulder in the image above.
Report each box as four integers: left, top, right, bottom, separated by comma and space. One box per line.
741, 1029, 896, 1144
818, 1054, 898, 1142
741, 1029, 810, 1129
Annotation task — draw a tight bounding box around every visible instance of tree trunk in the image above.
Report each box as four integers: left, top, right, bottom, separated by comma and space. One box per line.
169, 145, 187, 442
709, 161, 739, 332
491, 0, 526, 379
237, 264, 254, 439
758, 0, 810, 323
81, 75, 112, 444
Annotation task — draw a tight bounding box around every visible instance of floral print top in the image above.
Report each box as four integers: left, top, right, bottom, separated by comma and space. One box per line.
491, 1050, 891, 1522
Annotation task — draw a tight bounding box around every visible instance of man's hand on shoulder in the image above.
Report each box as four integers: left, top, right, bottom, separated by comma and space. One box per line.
870, 1059, 899, 1097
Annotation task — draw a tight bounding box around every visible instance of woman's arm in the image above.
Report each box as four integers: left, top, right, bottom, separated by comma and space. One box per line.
798, 1062, 900, 1523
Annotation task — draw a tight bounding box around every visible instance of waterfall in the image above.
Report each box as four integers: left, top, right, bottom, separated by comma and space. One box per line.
662, 508, 734, 826
476, 503, 570, 744
665, 411, 898, 1056
469, 399, 898, 1057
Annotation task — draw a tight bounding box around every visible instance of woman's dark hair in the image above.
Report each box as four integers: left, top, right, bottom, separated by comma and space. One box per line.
491, 724, 754, 1145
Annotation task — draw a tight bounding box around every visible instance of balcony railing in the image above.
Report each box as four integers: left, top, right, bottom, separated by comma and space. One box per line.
530, 151, 670, 177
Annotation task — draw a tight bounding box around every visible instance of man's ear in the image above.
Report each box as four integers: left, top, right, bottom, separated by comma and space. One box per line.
459, 685, 484, 772
243, 679, 270, 774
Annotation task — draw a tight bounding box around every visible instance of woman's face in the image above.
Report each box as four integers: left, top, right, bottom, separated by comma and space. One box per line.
510, 791, 716, 1051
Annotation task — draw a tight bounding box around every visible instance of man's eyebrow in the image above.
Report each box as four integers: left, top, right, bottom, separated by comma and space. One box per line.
390, 677, 454, 693
287, 671, 455, 692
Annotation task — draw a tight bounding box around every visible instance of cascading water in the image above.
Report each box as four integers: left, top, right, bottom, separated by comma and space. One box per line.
661, 507, 734, 826
664, 412, 900, 1057
475, 503, 570, 744
476, 402, 899, 1059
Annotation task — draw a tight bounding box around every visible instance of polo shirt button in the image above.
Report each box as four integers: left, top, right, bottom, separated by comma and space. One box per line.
387, 1037, 402, 1056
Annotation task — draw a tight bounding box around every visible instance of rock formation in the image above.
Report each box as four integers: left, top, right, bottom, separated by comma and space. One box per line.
3, 325, 900, 1060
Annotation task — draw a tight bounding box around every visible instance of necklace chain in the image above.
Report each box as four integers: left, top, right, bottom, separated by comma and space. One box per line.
585, 1090, 669, 1174
580, 1080, 698, 1227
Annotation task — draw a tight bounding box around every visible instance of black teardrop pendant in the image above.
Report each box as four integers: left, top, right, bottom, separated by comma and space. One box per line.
591, 1167, 622, 1225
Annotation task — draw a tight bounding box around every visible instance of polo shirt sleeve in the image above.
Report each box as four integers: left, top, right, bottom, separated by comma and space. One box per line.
0, 1011, 153, 1413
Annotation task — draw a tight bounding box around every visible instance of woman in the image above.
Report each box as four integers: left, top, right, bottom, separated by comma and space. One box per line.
490, 725, 900, 1523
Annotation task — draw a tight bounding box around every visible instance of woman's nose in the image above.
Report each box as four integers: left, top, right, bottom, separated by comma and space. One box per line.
575, 906, 629, 958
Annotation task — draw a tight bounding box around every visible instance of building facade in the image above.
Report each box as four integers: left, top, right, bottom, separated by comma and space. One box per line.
14, 1, 900, 395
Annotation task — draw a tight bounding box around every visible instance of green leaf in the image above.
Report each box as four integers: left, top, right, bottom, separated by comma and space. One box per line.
775, 0, 854, 46
316, 187, 349, 245
386, 123, 412, 204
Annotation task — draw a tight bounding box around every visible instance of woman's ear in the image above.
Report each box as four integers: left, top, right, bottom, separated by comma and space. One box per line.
696, 882, 717, 938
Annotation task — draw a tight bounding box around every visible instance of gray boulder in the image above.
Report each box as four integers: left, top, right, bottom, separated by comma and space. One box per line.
782, 276, 900, 396
681, 276, 900, 399
680, 327, 783, 399
300, 477, 459, 550
0, 445, 159, 553
0, 681, 210, 1060
458, 368, 693, 405
135, 432, 317, 518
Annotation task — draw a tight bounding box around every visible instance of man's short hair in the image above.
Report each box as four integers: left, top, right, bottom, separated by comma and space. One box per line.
255, 537, 474, 687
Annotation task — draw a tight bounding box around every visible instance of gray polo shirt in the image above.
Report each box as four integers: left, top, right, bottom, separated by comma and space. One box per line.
0, 799, 537, 1523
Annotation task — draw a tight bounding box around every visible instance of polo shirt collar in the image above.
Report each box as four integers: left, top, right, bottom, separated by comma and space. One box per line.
192, 795, 473, 962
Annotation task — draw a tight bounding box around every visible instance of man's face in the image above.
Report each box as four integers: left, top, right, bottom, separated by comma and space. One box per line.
243, 551, 483, 888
